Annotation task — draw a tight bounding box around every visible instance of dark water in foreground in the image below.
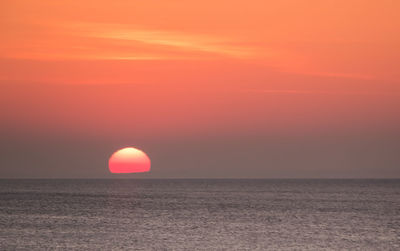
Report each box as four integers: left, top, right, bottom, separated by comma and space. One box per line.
0, 179, 399, 250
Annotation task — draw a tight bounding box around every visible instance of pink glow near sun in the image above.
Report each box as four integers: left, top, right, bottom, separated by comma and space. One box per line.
108, 147, 151, 173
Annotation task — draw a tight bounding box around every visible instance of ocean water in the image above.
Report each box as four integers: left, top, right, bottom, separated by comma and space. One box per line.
0, 179, 399, 250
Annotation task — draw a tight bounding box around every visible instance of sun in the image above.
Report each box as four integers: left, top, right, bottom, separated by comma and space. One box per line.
108, 147, 151, 173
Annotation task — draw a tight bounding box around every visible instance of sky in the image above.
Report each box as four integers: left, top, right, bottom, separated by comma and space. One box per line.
1, 0, 399, 178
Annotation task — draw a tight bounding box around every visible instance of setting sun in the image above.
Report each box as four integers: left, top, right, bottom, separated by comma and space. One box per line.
108, 147, 151, 174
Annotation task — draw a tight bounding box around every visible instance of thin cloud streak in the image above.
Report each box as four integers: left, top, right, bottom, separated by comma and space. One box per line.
242, 89, 400, 97
284, 70, 374, 80
90, 29, 253, 58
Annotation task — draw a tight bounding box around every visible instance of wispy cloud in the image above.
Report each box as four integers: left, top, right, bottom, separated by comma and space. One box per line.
0, 21, 379, 82
0, 22, 255, 61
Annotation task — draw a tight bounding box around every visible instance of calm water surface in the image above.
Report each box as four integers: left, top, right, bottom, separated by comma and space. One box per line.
0, 179, 399, 250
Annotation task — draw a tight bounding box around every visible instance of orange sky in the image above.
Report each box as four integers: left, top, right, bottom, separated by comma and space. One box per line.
1, 0, 399, 178
2, 0, 400, 135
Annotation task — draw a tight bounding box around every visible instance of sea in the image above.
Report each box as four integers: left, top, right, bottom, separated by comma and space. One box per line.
0, 179, 399, 250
